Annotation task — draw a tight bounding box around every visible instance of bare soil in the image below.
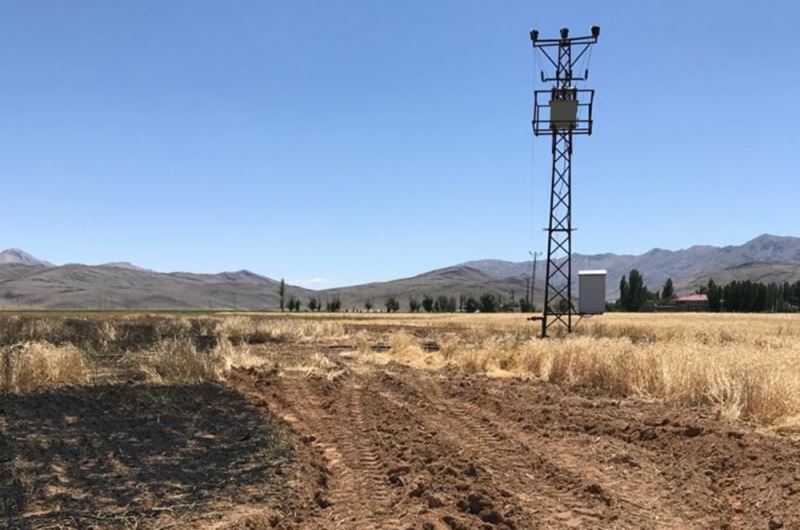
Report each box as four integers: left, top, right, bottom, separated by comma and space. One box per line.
227, 361, 800, 529
0, 382, 297, 529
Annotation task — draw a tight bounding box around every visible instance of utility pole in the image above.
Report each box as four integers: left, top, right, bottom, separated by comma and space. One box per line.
529, 250, 540, 309
525, 278, 530, 309
530, 26, 599, 337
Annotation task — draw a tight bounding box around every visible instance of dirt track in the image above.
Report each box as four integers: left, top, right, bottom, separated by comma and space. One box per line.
229, 361, 800, 529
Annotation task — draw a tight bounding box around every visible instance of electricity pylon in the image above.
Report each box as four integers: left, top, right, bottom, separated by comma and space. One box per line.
530, 26, 599, 337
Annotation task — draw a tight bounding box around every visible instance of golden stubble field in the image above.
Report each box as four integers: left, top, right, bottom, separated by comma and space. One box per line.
3, 311, 798, 428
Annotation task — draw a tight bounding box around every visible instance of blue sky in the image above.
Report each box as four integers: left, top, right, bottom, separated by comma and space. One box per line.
2, 1, 798, 287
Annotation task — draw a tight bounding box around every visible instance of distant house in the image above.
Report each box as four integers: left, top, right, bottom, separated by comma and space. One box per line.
675, 294, 708, 311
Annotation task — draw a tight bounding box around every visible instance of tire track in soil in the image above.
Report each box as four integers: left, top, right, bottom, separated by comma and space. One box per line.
368, 386, 531, 528
439, 392, 681, 528
230, 370, 406, 529
375, 369, 705, 529
228, 332, 800, 530
453, 381, 711, 528
375, 373, 607, 528
344, 384, 404, 528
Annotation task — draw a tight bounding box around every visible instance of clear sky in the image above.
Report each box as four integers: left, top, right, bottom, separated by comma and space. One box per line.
2, 1, 799, 287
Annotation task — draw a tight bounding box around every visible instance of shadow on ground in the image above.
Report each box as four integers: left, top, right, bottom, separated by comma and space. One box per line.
0, 382, 294, 529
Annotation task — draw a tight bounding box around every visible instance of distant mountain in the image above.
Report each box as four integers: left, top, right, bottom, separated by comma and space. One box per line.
0, 249, 53, 267
463, 234, 800, 298
0, 262, 311, 310
1, 233, 798, 309
680, 261, 800, 293
101, 262, 153, 272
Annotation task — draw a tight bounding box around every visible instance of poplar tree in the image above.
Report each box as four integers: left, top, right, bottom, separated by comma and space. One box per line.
662, 278, 675, 300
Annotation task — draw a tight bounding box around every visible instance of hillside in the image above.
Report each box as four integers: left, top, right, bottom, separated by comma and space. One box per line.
1, 233, 798, 309
0, 263, 312, 310
464, 234, 800, 298
318, 265, 541, 310
680, 261, 800, 293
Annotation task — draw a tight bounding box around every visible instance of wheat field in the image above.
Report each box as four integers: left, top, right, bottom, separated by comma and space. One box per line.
1, 312, 798, 429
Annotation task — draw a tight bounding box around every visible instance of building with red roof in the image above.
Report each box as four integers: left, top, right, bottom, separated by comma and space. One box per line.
674, 293, 708, 311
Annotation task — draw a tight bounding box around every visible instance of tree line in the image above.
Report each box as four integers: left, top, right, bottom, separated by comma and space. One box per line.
700, 279, 800, 312
612, 269, 800, 313
614, 269, 673, 311
277, 281, 537, 313
381, 292, 528, 313
292, 292, 528, 313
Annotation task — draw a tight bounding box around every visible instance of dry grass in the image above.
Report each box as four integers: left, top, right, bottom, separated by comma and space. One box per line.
2, 341, 90, 393
217, 316, 346, 344
368, 313, 800, 428
136, 337, 226, 384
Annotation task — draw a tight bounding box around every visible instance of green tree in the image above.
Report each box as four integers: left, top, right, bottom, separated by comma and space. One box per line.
519, 298, 533, 312
618, 269, 648, 311
479, 293, 499, 313
619, 276, 629, 309
422, 295, 434, 313
448, 296, 457, 312
434, 295, 452, 313
364, 300, 373, 312
706, 279, 722, 311
385, 297, 400, 313
307, 297, 318, 311
650, 289, 661, 301
501, 295, 517, 312
464, 296, 480, 313
628, 269, 647, 310
661, 278, 675, 300
326, 296, 341, 312
279, 278, 286, 312
408, 297, 421, 313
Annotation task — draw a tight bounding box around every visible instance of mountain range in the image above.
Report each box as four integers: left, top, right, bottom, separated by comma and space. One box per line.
1, 234, 799, 310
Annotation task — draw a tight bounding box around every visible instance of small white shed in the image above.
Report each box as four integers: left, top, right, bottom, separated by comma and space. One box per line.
578, 270, 607, 315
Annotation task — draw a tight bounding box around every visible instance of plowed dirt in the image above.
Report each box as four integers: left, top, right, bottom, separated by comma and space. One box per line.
227, 359, 800, 529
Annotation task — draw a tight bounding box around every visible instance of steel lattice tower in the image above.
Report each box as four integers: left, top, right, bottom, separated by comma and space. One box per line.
531, 27, 599, 337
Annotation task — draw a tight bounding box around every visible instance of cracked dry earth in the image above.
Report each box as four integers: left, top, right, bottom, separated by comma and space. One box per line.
3, 354, 800, 529
227, 359, 800, 530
